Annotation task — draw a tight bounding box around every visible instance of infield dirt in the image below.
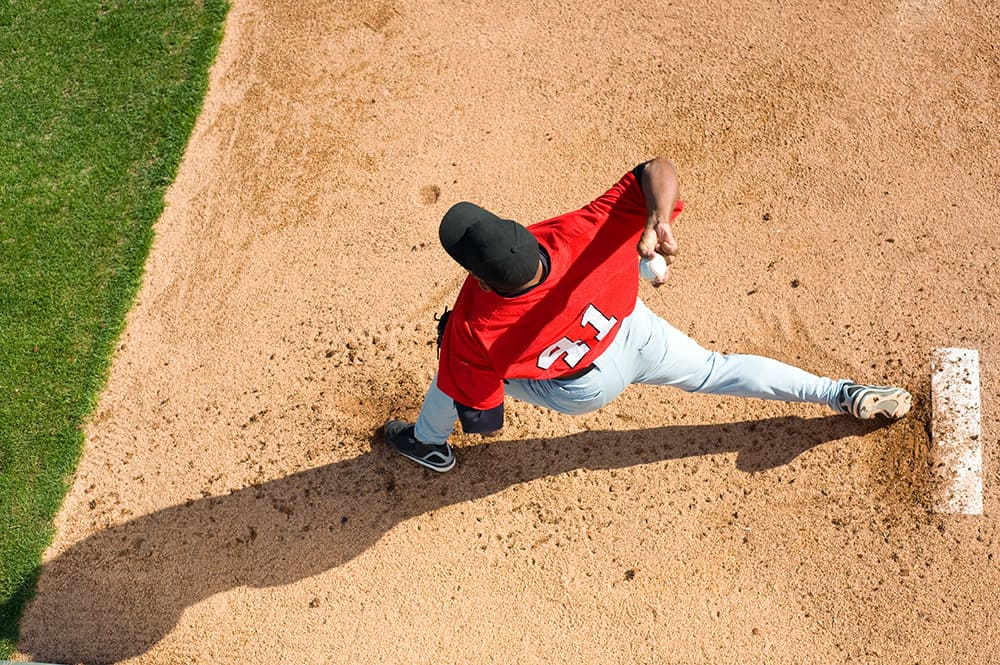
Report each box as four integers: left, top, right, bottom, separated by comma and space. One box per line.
16, 0, 1000, 663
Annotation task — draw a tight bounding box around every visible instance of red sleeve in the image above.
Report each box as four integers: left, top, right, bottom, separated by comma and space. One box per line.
582, 171, 648, 221
587, 170, 684, 224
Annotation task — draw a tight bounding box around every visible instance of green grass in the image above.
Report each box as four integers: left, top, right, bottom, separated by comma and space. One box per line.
0, 0, 228, 656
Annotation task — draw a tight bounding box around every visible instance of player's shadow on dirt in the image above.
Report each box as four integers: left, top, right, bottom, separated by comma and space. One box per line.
19, 414, 883, 664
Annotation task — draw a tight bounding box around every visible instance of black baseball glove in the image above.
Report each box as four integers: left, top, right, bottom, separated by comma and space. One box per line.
434, 306, 451, 357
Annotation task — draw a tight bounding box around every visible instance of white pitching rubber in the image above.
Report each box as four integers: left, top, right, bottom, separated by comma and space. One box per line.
930, 348, 983, 515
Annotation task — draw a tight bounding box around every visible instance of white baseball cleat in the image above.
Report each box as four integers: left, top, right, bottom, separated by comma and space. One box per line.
839, 383, 912, 419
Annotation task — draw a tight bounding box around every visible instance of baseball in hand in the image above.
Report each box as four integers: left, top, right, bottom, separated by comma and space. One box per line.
639, 253, 667, 282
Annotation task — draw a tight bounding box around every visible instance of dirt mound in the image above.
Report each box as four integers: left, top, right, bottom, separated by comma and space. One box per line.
18, 0, 1000, 662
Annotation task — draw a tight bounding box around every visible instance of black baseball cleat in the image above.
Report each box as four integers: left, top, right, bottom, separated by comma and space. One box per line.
839, 383, 912, 419
383, 419, 456, 472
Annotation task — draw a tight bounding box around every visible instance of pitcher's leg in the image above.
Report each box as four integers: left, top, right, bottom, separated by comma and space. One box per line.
414, 372, 459, 444
505, 366, 626, 416
633, 302, 846, 411
689, 352, 846, 410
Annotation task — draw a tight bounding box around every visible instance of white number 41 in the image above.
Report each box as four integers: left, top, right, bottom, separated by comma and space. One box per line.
537, 304, 618, 370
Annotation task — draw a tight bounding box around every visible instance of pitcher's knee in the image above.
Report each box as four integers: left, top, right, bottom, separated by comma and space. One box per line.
675, 351, 721, 392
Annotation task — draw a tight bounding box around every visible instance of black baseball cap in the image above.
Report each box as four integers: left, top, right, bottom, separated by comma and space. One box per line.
439, 202, 540, 290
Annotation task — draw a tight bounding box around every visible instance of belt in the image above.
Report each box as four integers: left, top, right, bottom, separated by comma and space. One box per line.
558, 363, 597, 381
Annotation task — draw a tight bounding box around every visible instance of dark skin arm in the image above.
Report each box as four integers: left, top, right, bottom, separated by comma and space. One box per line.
636, 157, 681, 287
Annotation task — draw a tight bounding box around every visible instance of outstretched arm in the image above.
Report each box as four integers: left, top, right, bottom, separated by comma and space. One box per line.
636, 157, 682, 286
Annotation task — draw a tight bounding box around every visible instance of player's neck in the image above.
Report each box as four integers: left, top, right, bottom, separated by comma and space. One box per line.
521, 260, 545, 289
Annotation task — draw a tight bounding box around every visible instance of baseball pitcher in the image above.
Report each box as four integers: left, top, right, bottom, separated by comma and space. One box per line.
385, 158, 911, 472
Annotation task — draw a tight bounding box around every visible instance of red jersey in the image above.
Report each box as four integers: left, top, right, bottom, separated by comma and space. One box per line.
437, 169, 683, 411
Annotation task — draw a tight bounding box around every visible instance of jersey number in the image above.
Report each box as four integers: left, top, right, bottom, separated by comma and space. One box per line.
537, 304, 618, 370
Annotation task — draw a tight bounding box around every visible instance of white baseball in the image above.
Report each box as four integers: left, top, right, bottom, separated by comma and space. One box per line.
639, 253, 667, 282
